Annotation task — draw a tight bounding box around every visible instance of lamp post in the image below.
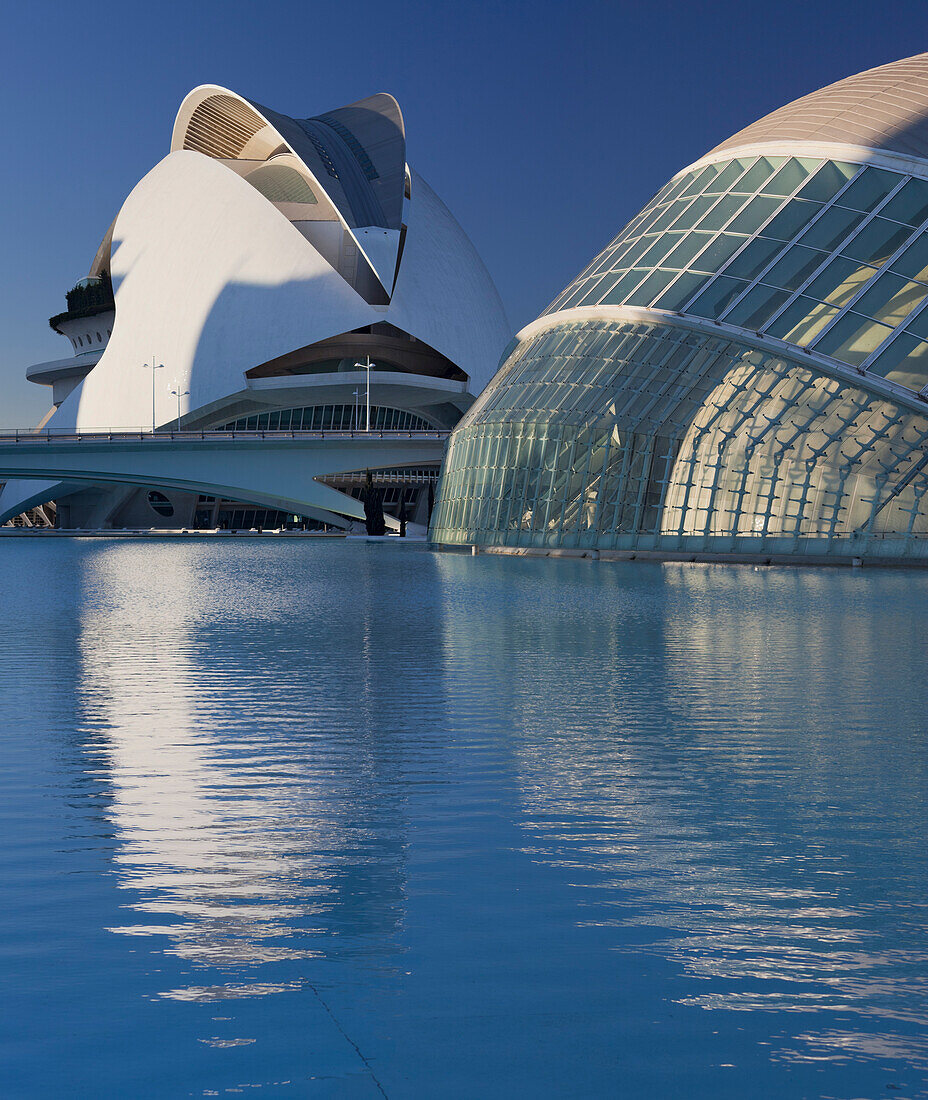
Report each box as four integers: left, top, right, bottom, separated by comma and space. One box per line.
354, 355, 372, 431
141, 357, 164, 433
170, 381, 190, 427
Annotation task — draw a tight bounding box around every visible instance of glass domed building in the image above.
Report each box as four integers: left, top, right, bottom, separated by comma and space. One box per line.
431, 52, 928, 563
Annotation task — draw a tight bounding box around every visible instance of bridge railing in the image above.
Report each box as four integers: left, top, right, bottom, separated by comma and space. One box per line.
0, 428, 450, 443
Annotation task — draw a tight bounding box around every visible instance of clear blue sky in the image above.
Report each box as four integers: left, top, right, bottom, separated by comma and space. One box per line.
2, 0, 927, 424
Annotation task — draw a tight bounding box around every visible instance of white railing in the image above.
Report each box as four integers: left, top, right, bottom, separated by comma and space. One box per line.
0, 428, 450, 443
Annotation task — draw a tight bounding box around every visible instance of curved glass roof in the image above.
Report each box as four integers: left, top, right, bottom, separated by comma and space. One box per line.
547, 155, 928, 394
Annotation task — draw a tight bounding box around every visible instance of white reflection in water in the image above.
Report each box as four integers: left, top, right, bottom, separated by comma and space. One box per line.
76, 542, 406, 999
436, 554, 928, 1070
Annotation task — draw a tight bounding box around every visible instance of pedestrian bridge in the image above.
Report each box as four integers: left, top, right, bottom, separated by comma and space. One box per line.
0, 428, 449, 524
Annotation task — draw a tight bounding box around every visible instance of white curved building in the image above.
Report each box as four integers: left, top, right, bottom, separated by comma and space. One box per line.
432, 52, 928, 563
2, 86, 509, 529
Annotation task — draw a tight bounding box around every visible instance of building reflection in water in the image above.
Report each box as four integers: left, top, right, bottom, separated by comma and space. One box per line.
74, 541, 430, 1002
435, 552, 928, 1072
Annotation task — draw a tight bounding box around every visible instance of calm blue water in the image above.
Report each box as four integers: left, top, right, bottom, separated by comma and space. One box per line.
2, 540, 928, 1098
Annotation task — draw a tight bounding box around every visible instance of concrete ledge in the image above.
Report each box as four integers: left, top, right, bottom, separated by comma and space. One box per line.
0, 528, 348, 539
431, 542, 928, 569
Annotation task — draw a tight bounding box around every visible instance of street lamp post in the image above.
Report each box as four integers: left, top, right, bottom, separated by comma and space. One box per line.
354, 356, 372, 431
366, 355, 371, 432
141, 357, 164, 433
170, 381, 190, 427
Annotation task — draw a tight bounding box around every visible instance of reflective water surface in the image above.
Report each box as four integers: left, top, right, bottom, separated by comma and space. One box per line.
2, 539, 928, 1097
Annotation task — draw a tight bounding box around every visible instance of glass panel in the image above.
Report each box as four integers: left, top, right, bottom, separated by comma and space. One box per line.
703, 159, 748, 194
805, 256, 877, 307
648, 202, 689, 233
732, 156, 783, 193
662, 172, 697, 204
625, 269, 678, 307
796, 161, 859, 202
799, 206, 866, 251
637, 233, 682, 267
760, 157, 812, 196
694, 193, 750, 232
723, 236, 783, 280
835, 167, 900, 212
878, 177, 928, 227
813, 313, 894, 366
891, 232, 928, 283
670, 195, 716, 230
661, 231, 713, 269
904, 307, 928, 341
689, 232, 747, 273
765, 297, 839, 345
763, 245, 827, 291
681, 164, 720, 197
727, 195, 783, 234
842, 218, 911, 265
686, 276, 749, 319
762, 199, 822, 242
650, 272, 710, 311
866, 331, 928, 390
853, 272, 928, 328
602, 270, 649, 305
723, 284, 791, 329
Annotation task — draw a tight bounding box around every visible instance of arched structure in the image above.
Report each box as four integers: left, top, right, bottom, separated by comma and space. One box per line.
1, 85, 508, 530
431, 52, 928, 563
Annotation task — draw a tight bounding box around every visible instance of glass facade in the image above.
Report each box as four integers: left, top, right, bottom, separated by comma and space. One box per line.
430, 319, 928, 557
546, 157, 928, 393
217, 405, 434, 432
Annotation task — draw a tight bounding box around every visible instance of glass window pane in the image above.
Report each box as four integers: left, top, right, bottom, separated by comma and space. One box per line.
649, 202, 688, 233
904, 308, 928, 341
841, 218, 911, 265
796, 160, 859, 202
661, 231, 713, 269
853, 272, 928, 328
662, 172, 697, 203
766, 297, 839, 346
763, 245, 826, 291
760, 157, 813, 196
602, 269, 649, 305
805, 256, 877, 308
798, 205, 866, 251
723, 284, 792, 329
732, 156, 783, 193
637, 232, 682, 267
689, 232, 747, 273
867, 332, 928, 390
723, 236, 783, 280
694, 193, 750, 232
650, 272, 710, 311
681, 164, 720, 196
891, 232, 928, 283
703, 159, 748, 194
878, 177, 928, 227
625, 269, 678, 307
686, 276, 749, 319
762, 199, 822, 242
727, 195, 783, 234
671, 195, 716, 230
835, 167, 900, 212
813, 313, 894, 366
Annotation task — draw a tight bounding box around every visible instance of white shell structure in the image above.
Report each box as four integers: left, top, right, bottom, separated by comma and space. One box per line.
1, 85, 509, 529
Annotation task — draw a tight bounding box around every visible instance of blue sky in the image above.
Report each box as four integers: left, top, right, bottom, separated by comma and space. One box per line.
2, 0, 928, 424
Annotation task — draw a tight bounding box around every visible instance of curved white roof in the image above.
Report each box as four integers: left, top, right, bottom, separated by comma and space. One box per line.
710, 52, 928, 162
